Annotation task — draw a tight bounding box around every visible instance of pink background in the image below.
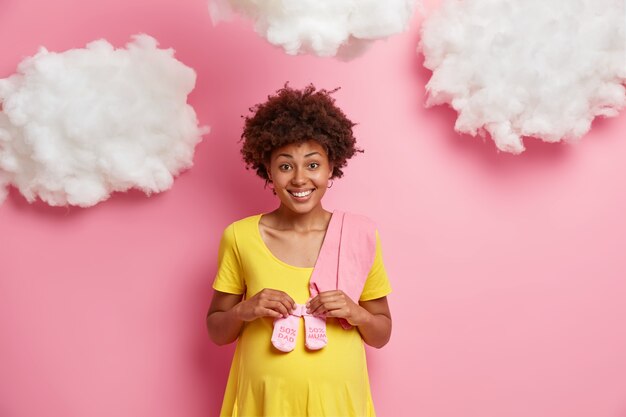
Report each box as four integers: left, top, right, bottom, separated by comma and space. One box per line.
1, 1, 626, 416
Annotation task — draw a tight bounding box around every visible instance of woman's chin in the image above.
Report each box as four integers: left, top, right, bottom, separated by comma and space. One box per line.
279, 200, 323, 215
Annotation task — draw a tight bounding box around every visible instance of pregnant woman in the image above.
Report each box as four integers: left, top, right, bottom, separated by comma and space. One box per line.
206, 84, 392, 417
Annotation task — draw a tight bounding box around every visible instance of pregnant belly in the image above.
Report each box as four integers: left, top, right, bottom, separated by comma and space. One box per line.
238, 316, 368, 384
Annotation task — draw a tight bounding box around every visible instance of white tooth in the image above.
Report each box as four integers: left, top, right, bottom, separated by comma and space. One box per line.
293, 190, 311, 197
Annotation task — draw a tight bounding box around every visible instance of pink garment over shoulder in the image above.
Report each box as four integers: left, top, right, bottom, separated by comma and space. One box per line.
309, 211, 377, 330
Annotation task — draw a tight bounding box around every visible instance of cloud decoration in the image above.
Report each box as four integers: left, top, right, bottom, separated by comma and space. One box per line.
419, 0, 626, 153
0, 34, 207, 207
209, 0, 417, 58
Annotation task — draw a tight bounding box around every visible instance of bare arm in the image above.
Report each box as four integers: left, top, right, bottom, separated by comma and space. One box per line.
354, 296, 392, 349
307, 292, 392, 348
206, 291, 245, 346
207, 289, 297, 346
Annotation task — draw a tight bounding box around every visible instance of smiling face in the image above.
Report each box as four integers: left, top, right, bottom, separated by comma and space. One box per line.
267, 140, 333, 215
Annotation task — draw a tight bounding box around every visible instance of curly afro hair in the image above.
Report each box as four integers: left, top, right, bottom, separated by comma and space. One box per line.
241, 84, 362, 181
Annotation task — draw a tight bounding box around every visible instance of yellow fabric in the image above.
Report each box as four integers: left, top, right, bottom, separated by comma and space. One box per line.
213, 214, 392, 417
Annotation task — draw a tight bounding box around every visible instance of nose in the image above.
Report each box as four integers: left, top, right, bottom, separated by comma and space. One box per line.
290, 167, 307, 185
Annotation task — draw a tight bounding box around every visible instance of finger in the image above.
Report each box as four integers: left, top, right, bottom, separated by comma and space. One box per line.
260, 289, 285, 301
282, 294, 297, 310
315, 294, 340, 307
306, 297, 321, 313
266, 300, 291, 318
306, 302, 322, 315
259, 289, 296, 311
317, 290, 343, 298
309, 300, 335, 316
306, 295, 319, 309
321, 290, 347, 301
322, 301, 347, 311
261, 288, 287, 298
312, 301, 347, 316
253, 304, 282, 319
324, 308, 350, 318
277, 300, 296, 317
307, 298, 327, 314
268, 290, 297, 310
259, 307, 282, 318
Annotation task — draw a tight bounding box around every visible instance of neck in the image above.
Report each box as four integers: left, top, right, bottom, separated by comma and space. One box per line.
272, 204, 332, 232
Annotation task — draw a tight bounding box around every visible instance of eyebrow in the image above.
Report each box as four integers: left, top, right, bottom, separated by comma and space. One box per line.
277, 152, 321, 158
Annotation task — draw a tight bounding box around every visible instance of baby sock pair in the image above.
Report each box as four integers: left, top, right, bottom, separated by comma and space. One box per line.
271, 303, 327, 352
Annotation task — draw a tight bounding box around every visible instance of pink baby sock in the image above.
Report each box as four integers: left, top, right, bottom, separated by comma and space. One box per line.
271, 313, 299, 352
304, 314, 327, 350
271, 304, 328, 352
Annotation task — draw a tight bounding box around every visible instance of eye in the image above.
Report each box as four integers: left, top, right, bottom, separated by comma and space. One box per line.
279, 163, 292, 171
308, 162, 320, 169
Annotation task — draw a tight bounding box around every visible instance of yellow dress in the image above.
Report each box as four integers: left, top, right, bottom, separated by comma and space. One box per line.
212, 214, 392, 417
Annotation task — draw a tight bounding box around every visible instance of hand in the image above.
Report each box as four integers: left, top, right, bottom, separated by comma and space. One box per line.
234, 288, 296, 321
306, 290, 370, 327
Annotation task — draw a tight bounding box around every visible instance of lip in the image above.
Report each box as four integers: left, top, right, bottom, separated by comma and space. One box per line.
287, 188, 314, 202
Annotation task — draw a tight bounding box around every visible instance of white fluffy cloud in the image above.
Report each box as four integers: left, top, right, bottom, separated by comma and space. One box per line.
0, 34, 207, 207
209, 0, 417, 58
420, 0, 626, 153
